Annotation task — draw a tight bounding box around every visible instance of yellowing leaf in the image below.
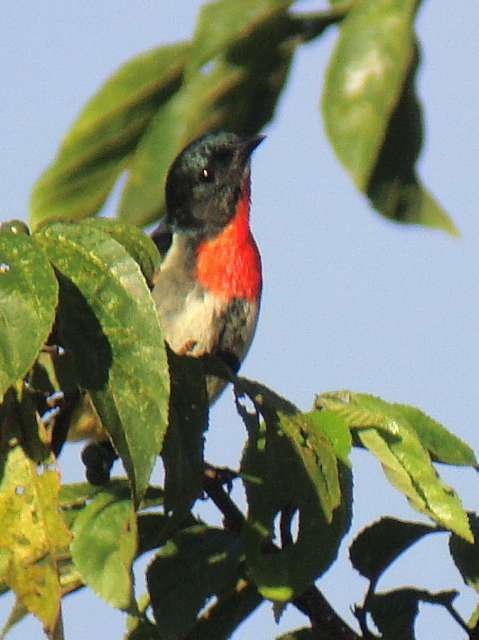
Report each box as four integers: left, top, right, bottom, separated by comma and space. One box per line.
0, 430, 70, 633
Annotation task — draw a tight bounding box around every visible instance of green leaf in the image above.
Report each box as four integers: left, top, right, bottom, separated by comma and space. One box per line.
239, 381, 352, 601
161, 350, 209, 518
317, 392, 473, 542
60, 478, 131, 508
0, 232, 58, 401
350, 517, 438, 582
188, 0, 293, 74
71, 488, 137, 610
392, 403, 476, 466
366, 44, 457, 235
147, 525, 243, 640
323, 0, 416, 191
368, 588, 458, 640
119, 15, 296, 225
35, 222, 169, 504
304, 409, 352, 465
30, 42, 189, 228
449, 513, 479, 593
0, 423, 71, 633
78, 219, 161, 286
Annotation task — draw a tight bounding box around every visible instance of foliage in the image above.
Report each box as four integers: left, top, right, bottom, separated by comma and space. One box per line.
0, 1, 475, 639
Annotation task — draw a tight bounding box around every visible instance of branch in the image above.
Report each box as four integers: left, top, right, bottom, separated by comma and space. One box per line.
202, 465, 361, 640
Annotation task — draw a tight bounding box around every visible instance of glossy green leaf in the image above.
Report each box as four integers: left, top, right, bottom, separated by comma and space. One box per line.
161, 350, 209, 518
317, 392, 473, 541
78, 219, 161, 286
366, 45, 457, 235
189, 0, 293, 73
350, 517, 438, 582
239, 380, 352, 601
119, 16, 295, 225
449, 513, 479, 593
0, 422, 70, 633
36, 222, 169, 504
304, 409, 352, 465
71, 489, 137, 610
0, 232, 58, 401
392, 403, 476, 466
147, 525, 242, 639
30, 42, 189, 228
368, 588, 457, 640
323, 0, 416, 190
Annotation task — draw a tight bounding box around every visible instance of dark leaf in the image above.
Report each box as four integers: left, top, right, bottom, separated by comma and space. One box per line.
277, 629, 323, 640
186, 580, 262, 640
147, 525, 243, 640
350, 517, 438, 582
449, 513, 479, 593
161, 350, 209, 518
368, 588, 458, 640
239, 380, 352, 601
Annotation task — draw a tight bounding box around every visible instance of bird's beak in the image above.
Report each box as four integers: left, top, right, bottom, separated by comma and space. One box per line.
237, 134, 266, 160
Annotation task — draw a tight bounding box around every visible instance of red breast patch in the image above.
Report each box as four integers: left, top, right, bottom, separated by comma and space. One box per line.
196, 177, 262, 302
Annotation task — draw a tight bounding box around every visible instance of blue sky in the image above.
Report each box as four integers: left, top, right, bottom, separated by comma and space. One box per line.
2, 2, 479, 638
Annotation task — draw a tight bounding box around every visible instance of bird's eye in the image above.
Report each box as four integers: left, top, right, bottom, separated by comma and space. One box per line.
200, 167, 215, 182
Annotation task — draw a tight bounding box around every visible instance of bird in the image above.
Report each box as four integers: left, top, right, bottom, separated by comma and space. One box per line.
80, 131, 264, 483
151, 130, 265, 401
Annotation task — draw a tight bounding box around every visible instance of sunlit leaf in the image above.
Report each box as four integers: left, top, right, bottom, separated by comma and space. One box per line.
0, 232, 58, 402
78, 219, 161, 286
322, 0, 454, 233
36, 222, 169, 503
30, 43, 190, 228
71, 489, 137, 610
317, 392, 473, 541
